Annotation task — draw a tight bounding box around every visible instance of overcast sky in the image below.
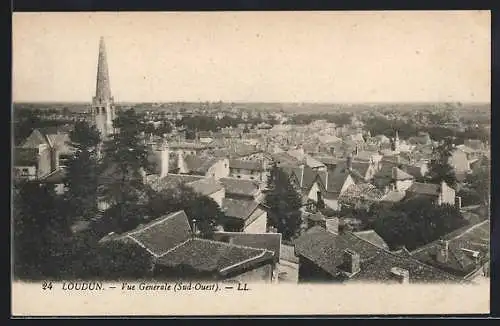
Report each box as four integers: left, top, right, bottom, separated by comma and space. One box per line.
12, 11, 490, 103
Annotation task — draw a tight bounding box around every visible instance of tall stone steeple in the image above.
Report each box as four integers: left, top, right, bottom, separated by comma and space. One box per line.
92, 36, 115, 139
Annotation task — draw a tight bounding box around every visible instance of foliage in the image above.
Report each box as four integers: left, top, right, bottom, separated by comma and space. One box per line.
425, 137, 458, 189
264, 163, 303, 240
461, 164, 490, 207
147, 185, 224, 237
69, 120, 101, 151
370, 197, 468, 251
12, 181, 72, 280
64, 149, 100, 220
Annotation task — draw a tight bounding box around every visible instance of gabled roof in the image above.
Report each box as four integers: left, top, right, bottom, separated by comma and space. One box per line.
156, 238, 274, 276
406, 182, 440, 196
186, 177, 223, 196
184, 155, 219, 174
219, 177, 260, 197
353, 230, 389, 250
20, 129, 49, 148
410, 220, 490, 278
294, 227, 462, 283
14, 147, 38, 166
222, 198, 260, 221
155, 174, 205, 190
126, 210, 193, 257
229, 159, 263, 171
212, 231, 282, 262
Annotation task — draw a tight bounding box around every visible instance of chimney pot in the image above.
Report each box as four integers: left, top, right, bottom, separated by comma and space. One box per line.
436, 240, 449, 263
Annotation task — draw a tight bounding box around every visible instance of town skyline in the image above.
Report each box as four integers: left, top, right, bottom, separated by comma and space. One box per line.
12, 11, 490, 103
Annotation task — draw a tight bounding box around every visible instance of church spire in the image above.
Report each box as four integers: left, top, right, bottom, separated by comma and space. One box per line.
95, 36, 112, 104
92, 36, 115, 140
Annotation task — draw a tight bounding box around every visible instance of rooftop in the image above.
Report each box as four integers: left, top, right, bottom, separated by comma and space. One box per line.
186, 177, 224, 196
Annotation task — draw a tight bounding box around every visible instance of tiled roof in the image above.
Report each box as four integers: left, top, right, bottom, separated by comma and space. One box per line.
315, 156, 340, 166
126, 210, 193, 257
353, 230, 389, 250
380, 190, 406, 203
183, 155, 217, 174
212, 231, 282, 262
294, 227, 461, 283
272, 152, 301, 165
406, 182, 440, 196
410, 220, 490, 277
14, 147, 38, 166
222, 198, 260, 220
46, 133, 73, 154
186, 177, 223, 196
339, 183, 384, 202
229, 159, 263, 171
219, 177, 260, 197
155, 174, 204, 191
156, 238, 274, 275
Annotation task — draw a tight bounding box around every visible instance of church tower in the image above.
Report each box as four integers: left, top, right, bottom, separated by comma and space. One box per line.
92, 37, 115, 139
391, 130, 400, 153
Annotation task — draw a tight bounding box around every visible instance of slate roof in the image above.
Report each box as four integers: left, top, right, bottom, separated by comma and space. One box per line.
186, 177, 223, 196
126, 210, 193, 257
229, 159, 263, 171
406, 182, 440, 196
410, 220, 490, 278
219, 177, 260, 197
156, 238, 274, 275
14, 147, 38, 166
294, 226, 462, 283
212, 231, 282, 262
222, 198, 260, 221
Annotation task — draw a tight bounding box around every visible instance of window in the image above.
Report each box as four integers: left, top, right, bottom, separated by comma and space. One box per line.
250, 176, 254, 180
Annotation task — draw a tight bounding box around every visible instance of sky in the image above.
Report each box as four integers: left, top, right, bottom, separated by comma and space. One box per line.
12, 11, 490, 103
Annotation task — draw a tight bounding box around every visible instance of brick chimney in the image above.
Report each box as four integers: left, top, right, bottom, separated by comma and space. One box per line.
390, 267, 410, 284
436, 240, 449, 263
342, 249, 360, 275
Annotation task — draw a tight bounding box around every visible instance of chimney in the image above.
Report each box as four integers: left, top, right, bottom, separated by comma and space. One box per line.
390, 267, 410, 284
177, 150, 186, 173
436, 240, 449, 263
191, 219, 199, 236
343, 249, 361, 275
325, 217, 339, 234
455, 196, 462, 209
392, 167, 398, 180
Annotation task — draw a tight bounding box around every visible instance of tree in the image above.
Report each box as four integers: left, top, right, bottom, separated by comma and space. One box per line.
101, 108, 150, 230
264, 163, 303, 240
425, 137, 458, 189
69, 120, 101, 152
371, 197, 468, 251
64, 150, 100, 220
461, 163, 490, 208
13, 181, 72, 280
148, 185, 223, 237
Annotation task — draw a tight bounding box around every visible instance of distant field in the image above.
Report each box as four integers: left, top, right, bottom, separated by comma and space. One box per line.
13, 101, 491, 115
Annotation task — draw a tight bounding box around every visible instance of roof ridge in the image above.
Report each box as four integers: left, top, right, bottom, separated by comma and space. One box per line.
194, 237, 274, 255
350, 232, 463, 282
127, 210, 189, 236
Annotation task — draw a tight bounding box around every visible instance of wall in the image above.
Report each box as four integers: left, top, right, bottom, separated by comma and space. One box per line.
229, 168, 265, 181
449, 150, 470, 174
395, 179, 414, 192
227, 263, 273, 283
439, 182, 456, 206
339, 175, 355, 195
244, 210, 267, 234
209, 188, 225, 208
307, 182, 322, 202
38, 145, 53, 178
14, 166, 37, 180
298, 256, 335, 283
206, 158, 230, 180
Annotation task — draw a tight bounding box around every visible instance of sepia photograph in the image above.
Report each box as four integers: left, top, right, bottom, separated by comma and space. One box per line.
11, 11, 491, 315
